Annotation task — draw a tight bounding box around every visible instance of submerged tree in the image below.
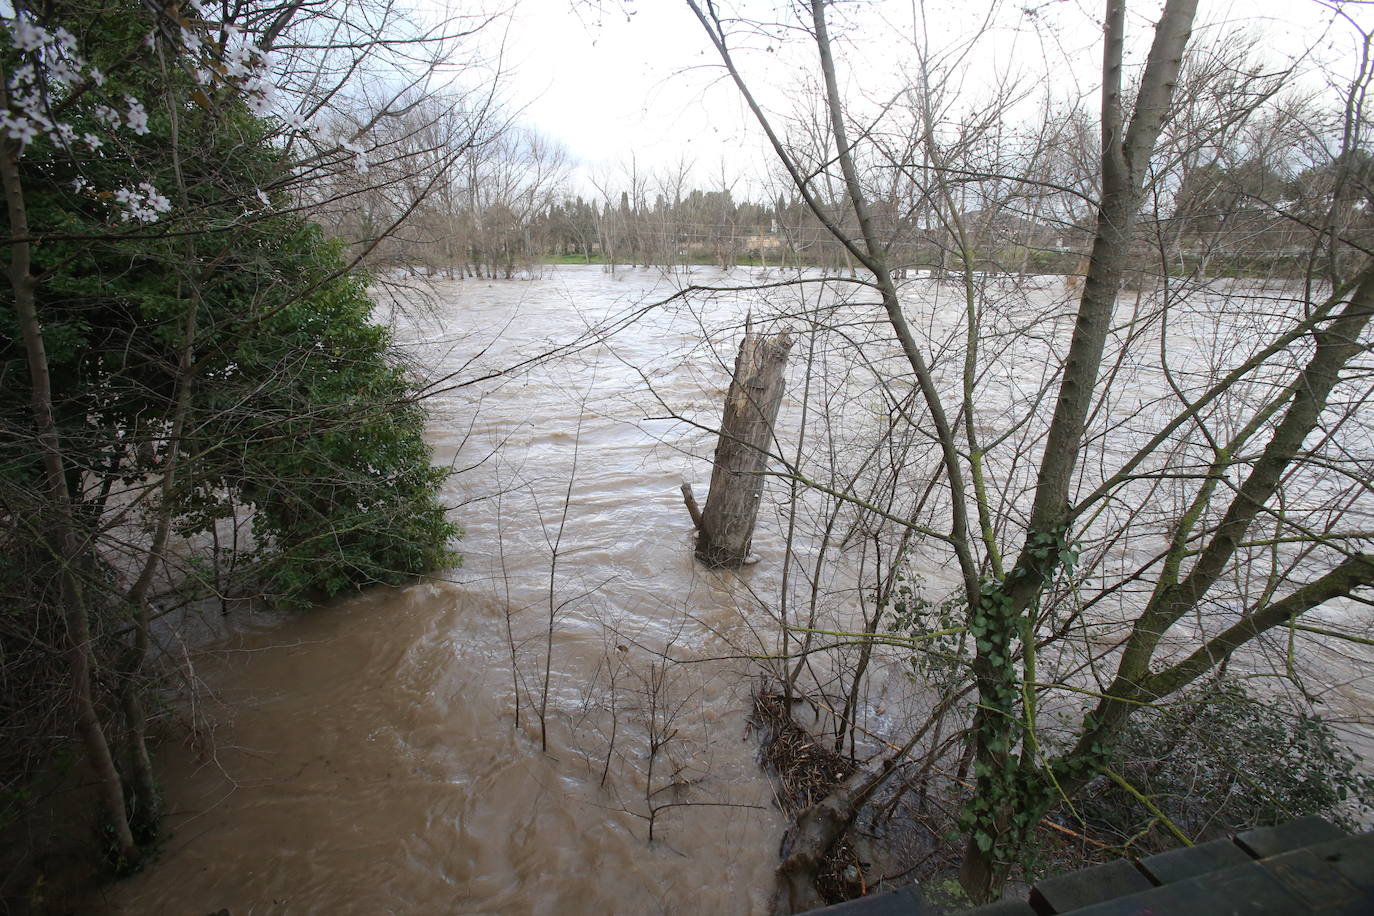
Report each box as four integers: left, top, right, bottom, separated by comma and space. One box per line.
685, 0, 1374, 907
1, 0, 470, 877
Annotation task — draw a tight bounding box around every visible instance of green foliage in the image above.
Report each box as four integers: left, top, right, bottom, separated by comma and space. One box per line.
176, 222, 461, 605
543, 252, 607, 265
942, 527, 1081, 885
920, 877, 974, 911
0, 5, 459, 609
1072, 676, 1374, 853
884, 561, 1058, 880
1, 1, 461, 881
883, 570, 971, 688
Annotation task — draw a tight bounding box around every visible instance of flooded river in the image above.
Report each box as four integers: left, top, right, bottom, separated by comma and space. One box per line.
104, 265, 1374, 914
106, 267, 805, 915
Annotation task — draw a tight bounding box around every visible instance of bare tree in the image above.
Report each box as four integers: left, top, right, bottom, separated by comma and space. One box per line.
684, 0, 1374, 906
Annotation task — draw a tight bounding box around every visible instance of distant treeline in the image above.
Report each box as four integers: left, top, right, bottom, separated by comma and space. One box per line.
311, 113, 1374, 281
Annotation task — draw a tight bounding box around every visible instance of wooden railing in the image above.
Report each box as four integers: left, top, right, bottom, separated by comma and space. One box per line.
801, 816, 1374, 915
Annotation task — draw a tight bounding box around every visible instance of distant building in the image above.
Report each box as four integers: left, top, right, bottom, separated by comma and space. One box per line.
745, 233, 784, 252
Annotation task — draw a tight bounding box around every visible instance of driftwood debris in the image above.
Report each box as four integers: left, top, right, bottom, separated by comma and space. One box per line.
752, 691, 900, 913
695, 330, 792, 568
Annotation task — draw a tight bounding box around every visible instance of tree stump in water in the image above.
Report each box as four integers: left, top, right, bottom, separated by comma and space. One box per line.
696, 331, 793, 568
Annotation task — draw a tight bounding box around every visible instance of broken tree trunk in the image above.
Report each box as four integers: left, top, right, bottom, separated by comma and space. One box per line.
696, 330, 793, 568
680, 482, 704, 530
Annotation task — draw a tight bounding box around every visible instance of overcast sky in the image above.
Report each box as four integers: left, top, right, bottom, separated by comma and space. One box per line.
472, 0, 1373, 194
501, 1, 751, 187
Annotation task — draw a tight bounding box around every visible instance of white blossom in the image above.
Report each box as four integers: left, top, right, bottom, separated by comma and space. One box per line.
51, 27, 77, 55
10, 87, 41, 115
125, 97, 149, 135
224, 49, 252, 80
114, 183, 172, 222
2, 114, 39, 145
138, 182, 171, 213
10, 17, 49, 53
48, 56, 81, 87
8, 63, 36, 88
0, 6, 284, 180
242, 75, 275, 102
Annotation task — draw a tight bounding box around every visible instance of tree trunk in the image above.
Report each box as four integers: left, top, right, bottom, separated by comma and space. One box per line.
960, 0, 1199, 900
0, 138, 137, 865
696, 331, 792, 567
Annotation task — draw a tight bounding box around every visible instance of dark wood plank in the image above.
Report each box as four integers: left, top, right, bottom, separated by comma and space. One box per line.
797, 886, 927, 916
1257, 832, 1374, 914
965, 900, 1038, 915
1233, 816, 1345, 859
1323, 831, 1374, 892
1060, 861, 1307, 916
1138, 837, 1253, 885
1029, 858, 1154, 913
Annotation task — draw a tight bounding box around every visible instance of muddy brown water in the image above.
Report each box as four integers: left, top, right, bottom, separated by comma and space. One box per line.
105, 267, 804, 916
102, 266, 1374, 914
